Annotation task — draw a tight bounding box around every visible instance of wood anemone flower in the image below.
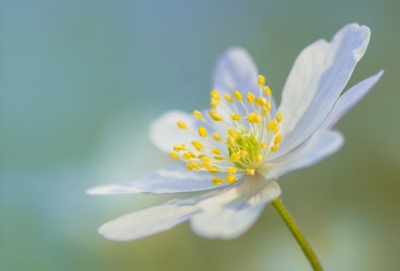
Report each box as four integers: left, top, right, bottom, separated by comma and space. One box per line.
87, 23, 383, 242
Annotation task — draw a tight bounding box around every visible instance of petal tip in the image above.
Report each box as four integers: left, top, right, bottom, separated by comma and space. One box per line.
97, 223, 130, 242
344, 23, 370, 34
189, 218, 245, 240
224, 46, 250, 57
86, 187, 100, 195
215, 47, 255, 71
86, 187, 104, 195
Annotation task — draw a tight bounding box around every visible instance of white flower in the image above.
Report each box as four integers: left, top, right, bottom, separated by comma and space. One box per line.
87, 23, 383, 241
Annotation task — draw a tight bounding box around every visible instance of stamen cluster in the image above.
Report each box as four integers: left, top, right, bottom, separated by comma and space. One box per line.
169, 75, 283, 185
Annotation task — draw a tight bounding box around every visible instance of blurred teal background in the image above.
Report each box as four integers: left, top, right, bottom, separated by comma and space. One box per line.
1, 0, 400, 270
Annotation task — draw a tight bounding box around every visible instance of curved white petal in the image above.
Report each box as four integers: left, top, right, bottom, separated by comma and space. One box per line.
190, 175, 281, 239
321, 70, 384, 129
213, 47, 263, 120
86, 165, 229, 195
97, 176, 279, 241
98, 194, 201, 241
97, 181, 245, 241
276, 24, 370, 158
213, 47, 259, 96
265, 130, 344, 179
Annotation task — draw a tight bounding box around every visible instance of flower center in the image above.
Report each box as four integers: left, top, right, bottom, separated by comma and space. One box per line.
169, 75, 283, 185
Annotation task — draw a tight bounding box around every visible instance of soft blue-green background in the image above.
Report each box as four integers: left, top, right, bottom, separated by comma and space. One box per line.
2, 0, 400, 270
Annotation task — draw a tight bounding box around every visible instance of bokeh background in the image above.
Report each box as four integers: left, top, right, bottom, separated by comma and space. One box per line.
2, 0, 400, 270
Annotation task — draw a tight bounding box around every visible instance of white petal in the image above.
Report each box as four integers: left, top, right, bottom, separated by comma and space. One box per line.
87, 166, 230, 195
265, 130, 344, 179
190, 175, 281, 239
213, 47, 259, 96
97, 182, 244, 241
276, 24, 370, 158
97, 177, 279, 241
321, 71, 384, 129
213, 47, 263, 119
150, 110, 200, 153
98, 194, 201, 241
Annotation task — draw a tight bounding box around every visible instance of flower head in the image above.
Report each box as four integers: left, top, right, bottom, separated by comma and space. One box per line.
87, 24, 383, 241
169, 74, 283, 186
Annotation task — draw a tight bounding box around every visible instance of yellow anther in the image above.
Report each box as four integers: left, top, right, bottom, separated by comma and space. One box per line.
177, 121, 187, 129
193, 110, 203, 120
264, 86, 272, 96
191, 141, 203, 151
209, 111, 223, 121
231, 113, 241, 121
255, 154, 262, 162
198, 126, 207, 138
248, 112, 262, 124
205, 164, 218, 172
211, 98, 218, 109
212, 133, 222, 141
224, 93, 233, 103
265, 101, 271, 111
228, 136, 236, 148
274, 134, 282, 144
247, 168, 255, 175
260, 142, 267, 149
183, 152, 192, 160
274, 126, 280, 134
208, 165, 218, 174
228, 167, 237, 173
212, 148, 221, 155
214, 155, 223, 160
246, 92, 255, 103
233, 90, 242, 101
226, 174, 237, 184
248, 112, 256, 123
169, 152, 179, 160
212, 177, 224, 185
230, 152, 241, 162
211, 90, 220, 101
186, 164, 193, 171
173, 144, 186, 152
276, 113, 283, 123
240, 150, 247, 157
201, 156, 211, 163
258, 75, 265, 86
271, 144, 279, 152
198, 154, 206, 159
259, 97, 267, 106
191, 161, 201, 169
228, 129, 239, 137
262, 107, 268, 116
187, 151, 196, 158
267, 120, 277, 130
205, 165, 217, 172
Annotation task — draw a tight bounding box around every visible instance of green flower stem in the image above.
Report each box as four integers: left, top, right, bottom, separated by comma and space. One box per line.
272, 198, 323, 271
